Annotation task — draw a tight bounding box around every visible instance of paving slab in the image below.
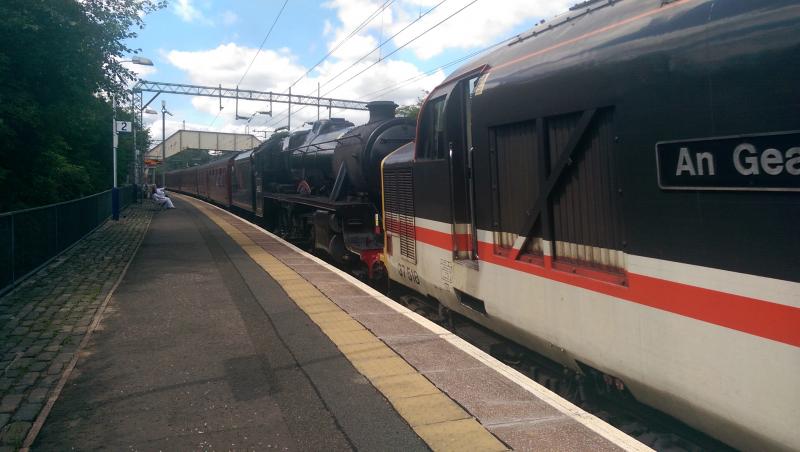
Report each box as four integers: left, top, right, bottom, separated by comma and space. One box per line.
383, 336, 486, 374
33, 198, 427, 452
0, 204, 152, 450
31, 194, 652, 452
196, 198, 643, 452
489, 417, 623, 452
353, 313, 442, 339
423, 367, 562, 426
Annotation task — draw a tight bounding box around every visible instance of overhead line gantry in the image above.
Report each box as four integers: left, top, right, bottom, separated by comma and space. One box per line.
132, 80, 369, 132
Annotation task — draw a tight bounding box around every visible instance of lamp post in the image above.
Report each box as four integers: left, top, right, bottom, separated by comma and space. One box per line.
141, 108, 158, 185
160, 100, 173, 188
128, 57, 153, 189
112, 94, 119, 220
113, 56, 153, 220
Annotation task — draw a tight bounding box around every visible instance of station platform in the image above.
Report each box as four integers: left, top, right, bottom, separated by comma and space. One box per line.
26, 195, 648, 451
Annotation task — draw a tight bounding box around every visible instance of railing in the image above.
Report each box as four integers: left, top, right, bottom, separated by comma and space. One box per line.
0, 185, 137, 296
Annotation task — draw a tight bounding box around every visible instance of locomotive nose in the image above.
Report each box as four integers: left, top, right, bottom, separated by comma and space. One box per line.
366, 101, 398, 123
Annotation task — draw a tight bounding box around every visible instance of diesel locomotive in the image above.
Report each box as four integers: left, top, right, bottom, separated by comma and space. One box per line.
381, 1, 799, 451
167, 0, 799, 450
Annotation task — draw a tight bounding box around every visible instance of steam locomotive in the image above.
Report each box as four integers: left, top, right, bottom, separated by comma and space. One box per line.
166, 101, 415, 280
167, 0, 799, 450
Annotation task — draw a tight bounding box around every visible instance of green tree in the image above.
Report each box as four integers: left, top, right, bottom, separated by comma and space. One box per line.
396, 91, 428, 120
0, 0, 164, 212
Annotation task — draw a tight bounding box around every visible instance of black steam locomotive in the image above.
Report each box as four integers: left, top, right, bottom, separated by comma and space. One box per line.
165, 101, 414, 280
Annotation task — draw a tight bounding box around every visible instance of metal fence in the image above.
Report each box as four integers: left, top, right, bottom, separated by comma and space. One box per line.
0, 185, 137, 296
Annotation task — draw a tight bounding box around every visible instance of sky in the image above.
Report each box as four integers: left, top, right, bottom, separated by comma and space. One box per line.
124, 0, 574, 146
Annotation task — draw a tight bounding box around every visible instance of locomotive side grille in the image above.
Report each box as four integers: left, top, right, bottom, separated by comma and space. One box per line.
489, 108, 624, 274
491, 120, 543, 252
383, 166, 416, 262
549, 109, 624, 271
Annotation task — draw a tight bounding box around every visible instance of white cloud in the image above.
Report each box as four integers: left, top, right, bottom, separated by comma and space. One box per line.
167, 43, 306, 89
322, 0, 573, 61
161, 0, 575, 133
222, 10, 238, 26
389, 0, 573, 59
173, 0, 214, 25
164, 41, 442, 132
300, 0, 572, 104
122, 60, 157, 79
165, 44, 309, 131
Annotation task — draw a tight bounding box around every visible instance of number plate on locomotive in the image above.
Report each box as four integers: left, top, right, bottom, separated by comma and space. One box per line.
656, 131, 800, 191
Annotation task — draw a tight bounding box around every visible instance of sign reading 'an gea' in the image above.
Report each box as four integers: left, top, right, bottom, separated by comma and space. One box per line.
656, 131, 800, 192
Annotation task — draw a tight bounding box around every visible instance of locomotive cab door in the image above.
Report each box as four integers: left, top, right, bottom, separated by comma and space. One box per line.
446, 75, 481, 263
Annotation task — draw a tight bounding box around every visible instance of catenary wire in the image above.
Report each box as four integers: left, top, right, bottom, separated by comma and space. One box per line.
268, 29, 513, 128
316, 0, 449, 92
238, 0, 290, 87
364, 34, 510, 100
265, 0, 480, 129
253, 0, 396, 130
284, 0, 397, 92
208, 0, 290, 128
320, 0, 479, 97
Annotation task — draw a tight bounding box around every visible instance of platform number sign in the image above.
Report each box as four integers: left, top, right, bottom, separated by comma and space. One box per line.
115, 121, 132, 133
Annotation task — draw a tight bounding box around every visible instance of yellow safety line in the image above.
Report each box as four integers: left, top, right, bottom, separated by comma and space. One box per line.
183, 196, 508, 452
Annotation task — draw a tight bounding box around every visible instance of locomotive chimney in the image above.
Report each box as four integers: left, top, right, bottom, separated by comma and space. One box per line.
366, 101, 398, 123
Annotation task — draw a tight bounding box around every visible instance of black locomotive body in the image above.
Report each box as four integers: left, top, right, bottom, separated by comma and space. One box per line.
165, 102, 414, 277
255, 102, 415, 277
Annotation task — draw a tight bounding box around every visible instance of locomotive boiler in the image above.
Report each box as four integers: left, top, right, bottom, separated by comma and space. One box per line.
261, 101, 415, 278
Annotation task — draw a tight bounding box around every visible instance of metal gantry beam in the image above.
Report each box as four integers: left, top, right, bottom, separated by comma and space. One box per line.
132, 80, 368, 182
132, 80, 369, 111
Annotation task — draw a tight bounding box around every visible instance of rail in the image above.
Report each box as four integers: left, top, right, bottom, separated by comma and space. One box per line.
0, 185, 137, 296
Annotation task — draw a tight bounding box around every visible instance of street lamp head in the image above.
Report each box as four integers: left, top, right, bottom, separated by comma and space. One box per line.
130, 56, 154, 66
144, 108, 158, 115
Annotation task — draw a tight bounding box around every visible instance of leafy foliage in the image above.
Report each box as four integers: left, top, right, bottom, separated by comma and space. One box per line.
396, 91, 428, 120
0, 0, 165, 212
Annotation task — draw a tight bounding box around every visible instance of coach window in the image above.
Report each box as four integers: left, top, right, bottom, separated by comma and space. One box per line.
420, 96, 446, 159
